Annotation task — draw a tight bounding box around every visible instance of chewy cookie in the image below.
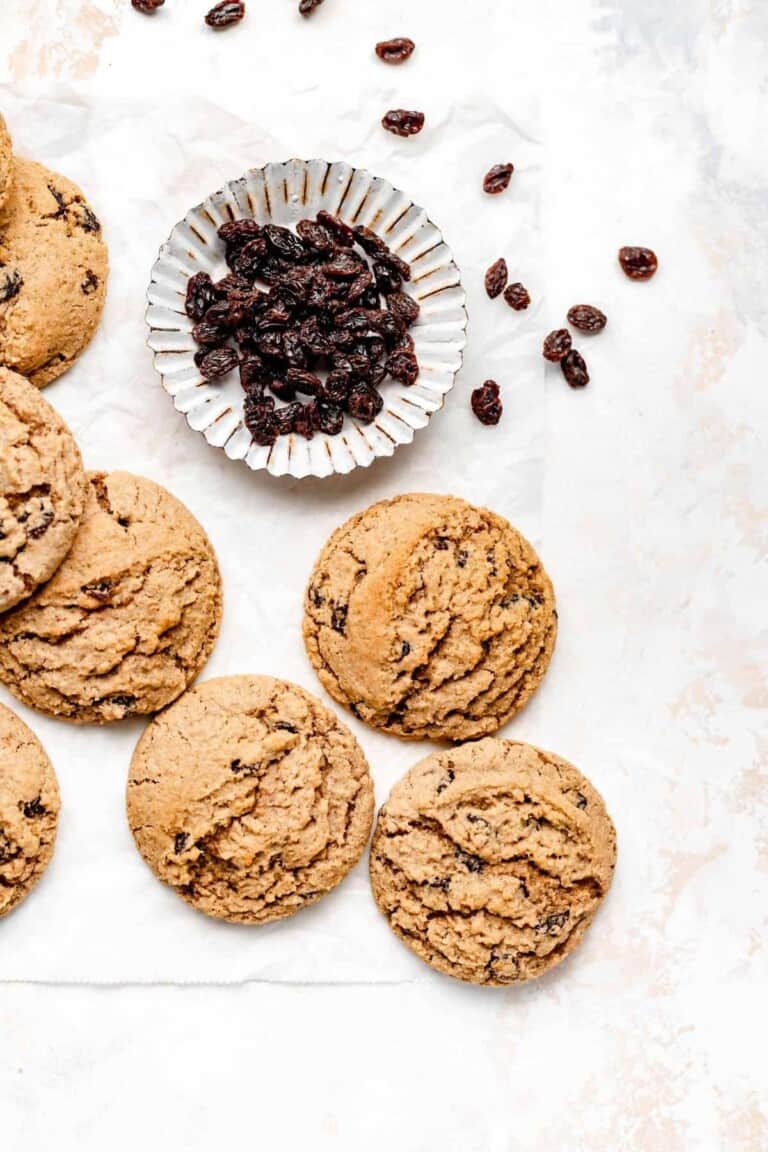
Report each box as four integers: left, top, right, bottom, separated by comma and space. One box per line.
0, 471, 222, 723
0, 113, 11, 212
370, 738, 616, 985
303, 493, 557, 741
0, 702, 60, 918
0, 368, 87, 612
0, 157, 108, 387
127, 675, 375, 924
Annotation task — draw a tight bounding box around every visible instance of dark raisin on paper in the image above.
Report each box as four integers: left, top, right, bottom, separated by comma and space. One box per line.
471, 380, 503, 426
567, 304, 607, 333
299, 0, 325, 13
375, 38, 415, 64
542, 329, 572, 362
382, 109, 425, 137
503, 282, 530, 310
205, 1, 246, 28
485, 258, 508, 299
483, 163, 514, 194
618, 246, 658, 281
131, 0, 164, 11
561, 348, 590, 388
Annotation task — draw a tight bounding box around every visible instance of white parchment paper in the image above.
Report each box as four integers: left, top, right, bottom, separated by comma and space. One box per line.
0, 88, 546, 982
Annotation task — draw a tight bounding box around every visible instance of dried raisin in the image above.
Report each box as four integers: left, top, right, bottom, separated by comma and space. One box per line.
561, 349, 589, 388
618, 246, 658, 281
299, 0, 324, 14
542, 329, 572, 362
382, 109, 425, 137
131, 0, 164, 11
375, 37, 415, 64
567, 304, 607, 332
483, 164, 514, 194
471, 380, 502, 425
485, 258, 508, 299
205, 1, 246, 28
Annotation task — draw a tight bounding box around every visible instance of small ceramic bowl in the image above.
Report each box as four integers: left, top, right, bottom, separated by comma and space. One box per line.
145, 159, 468, 479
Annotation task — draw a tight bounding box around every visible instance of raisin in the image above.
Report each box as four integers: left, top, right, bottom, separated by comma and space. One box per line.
219, 218, 262, 248
387, 291, 419, 326
504, 282, 530, 310
382, 109, 425, 137
331, 604, 348, 634
561, 348, 589, 388
231, 236, 267, 278
386, 350, 419, 386
205, 1, 246, 28
471, 380, 502, 425
192, 319, 229, 345
239, 355, 269, 392
322, 370, 351, 405
260, 225, 303, 263
81, 270, 99, 295
373, 259, 402, 296
400, 641, 411, 658
316, 211, 355, 247
353, 225, 388, 258
244, 397, 277, 445
346, 384, 383, 423
286, 367, 322, 396
483, 163, 514, 194
296, 218, 335, 253
485, 258, 508, 299
185, 272, 219, 321
22, 796, 46, 818
215, 273, 251, 296
291, 403, 316, 439
174, 832, 189, 854
574, 792, 588, 810
324, 251, 364, 278
313, 401, 344, 436
131, 0, 164, 9
299, 0, 324, 14
542, 329, 572, 362
77, 205, 101, 233
455, 847, 483, 873
618, 246, 658, 280
0, 269, 23, 302
536, 911, 570, 935
198, 347, 238, 380
375, 37, 415, 64
567, 304, 607, 333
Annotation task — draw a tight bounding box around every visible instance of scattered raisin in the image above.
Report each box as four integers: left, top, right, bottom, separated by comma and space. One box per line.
387, 291, 420, 326
567, 304, 607, 333
346, 383, 383, 423
185, 271, 219, 321
299, 0, 324, 13
483, 163, 514, 194
618, 246, 658, 281
131, 0, 164, 10
382, 109, 425, 137
485, 258, 508, 299
504, 282, 530, 310
471, 380, 503, 425
316, 211, 355, 247
205, 1, 245, 28
561, 348, 590, 388
375, 37, 415, 63
542, 329, 572, 362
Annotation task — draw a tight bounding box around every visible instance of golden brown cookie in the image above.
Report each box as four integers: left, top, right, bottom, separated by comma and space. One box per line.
0, 471, 222, 723
0, 157, 108, 387
127, 675, 375, 924
370, 738, 616, 985
0, 701, 60, 918
0, 113, 11, 212
303, 494, 557, 741
0, 367, 87, 613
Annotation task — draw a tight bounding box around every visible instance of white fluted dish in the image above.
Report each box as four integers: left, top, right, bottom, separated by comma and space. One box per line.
145, 159, 467, 479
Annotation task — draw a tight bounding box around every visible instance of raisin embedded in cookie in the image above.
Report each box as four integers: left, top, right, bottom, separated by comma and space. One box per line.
0, 470, 222, 723
0, 157, 108, 387
0, 702, 60, 918
303, 493, 557, 741
126, 675, 375, 924
0, 113, 12, 212
369, 738, 617, 985
0, 367, 87, 613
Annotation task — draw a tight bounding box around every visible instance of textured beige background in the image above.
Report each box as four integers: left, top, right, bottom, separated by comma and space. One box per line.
0, 1, 766, 1149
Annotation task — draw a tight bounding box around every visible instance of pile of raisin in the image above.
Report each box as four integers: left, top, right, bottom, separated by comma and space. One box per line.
185, 214, 420, 446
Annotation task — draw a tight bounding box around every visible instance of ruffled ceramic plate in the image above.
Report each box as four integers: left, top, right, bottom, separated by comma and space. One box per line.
145, 159, 467, 478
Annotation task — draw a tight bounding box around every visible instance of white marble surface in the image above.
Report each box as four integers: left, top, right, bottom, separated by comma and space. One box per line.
1, 1, 766, 1148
